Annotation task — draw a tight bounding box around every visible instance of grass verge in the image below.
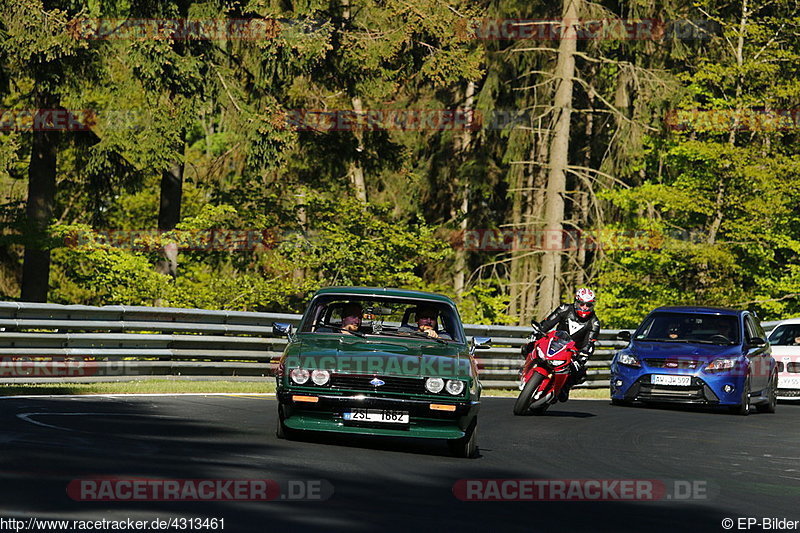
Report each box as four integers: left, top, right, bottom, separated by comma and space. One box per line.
0, 380, 277, 396
483, 387, 610, 398
0, 380, 609, 399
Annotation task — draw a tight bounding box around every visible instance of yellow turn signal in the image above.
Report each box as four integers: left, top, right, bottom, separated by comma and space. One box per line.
292, 395, 319, 403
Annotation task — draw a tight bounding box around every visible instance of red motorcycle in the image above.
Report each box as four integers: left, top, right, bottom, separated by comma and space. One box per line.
513, 321, 579, 415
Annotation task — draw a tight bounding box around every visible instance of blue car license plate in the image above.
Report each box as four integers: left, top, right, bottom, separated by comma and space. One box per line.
651, 374, 691, 386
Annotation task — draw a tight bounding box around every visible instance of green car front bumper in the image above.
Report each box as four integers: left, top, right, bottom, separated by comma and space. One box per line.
277, 390, 479, 439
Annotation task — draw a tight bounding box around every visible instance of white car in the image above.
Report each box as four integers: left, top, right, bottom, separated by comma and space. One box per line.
767, 318, 800, 400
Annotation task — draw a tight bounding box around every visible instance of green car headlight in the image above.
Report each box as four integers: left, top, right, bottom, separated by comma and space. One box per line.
445, 379, 465, 396
425, 377, 445, 393
311, 369, 330, 385
290, 368, 310, 384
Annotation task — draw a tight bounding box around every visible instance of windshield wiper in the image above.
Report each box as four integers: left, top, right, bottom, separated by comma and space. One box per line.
637, 338, 692, 343
410, 331, 448, 345
368, 330, 450, 344
637, 338, 734, 345
322, 325, 366, 338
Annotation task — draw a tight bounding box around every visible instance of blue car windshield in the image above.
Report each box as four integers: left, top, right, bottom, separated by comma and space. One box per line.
635, 313, 740, 344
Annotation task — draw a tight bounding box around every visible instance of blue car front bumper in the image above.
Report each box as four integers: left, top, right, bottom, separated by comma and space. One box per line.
610, 363, 746, 405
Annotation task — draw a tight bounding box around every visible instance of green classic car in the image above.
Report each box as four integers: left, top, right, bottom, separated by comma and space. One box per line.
273, 287, 489, 457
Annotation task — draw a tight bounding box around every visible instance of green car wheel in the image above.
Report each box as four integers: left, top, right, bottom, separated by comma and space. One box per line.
448, 419, 478, 458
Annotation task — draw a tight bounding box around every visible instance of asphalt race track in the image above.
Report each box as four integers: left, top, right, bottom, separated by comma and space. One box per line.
1, 395, 798, 533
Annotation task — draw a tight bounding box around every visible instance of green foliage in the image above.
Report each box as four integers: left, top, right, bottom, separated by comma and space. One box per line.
49, 224, 172, 305
456, 283, 514, 325
47, 195, 453, 312
280, 194, 450, 288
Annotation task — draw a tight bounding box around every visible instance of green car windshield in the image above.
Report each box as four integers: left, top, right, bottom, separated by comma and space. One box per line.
299, 295, 464, 343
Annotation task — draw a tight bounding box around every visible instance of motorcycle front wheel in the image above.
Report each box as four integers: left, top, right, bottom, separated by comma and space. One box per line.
513, 373, 546, 415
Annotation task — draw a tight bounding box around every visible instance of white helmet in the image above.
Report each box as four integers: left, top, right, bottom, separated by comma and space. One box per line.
574, 288, 596, 319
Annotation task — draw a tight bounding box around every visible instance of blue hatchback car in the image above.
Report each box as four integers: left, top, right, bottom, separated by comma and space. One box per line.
610, 306, 777, 415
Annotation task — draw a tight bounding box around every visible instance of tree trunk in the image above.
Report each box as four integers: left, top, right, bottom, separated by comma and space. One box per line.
575, 77, 595, 287
729, 0, 748, 147
339, 0, 365, 202
513, 111, 550, 324
453, 80, 476, 297
536, 0, 579, 318
348, 96, 367, 202
155, 140, 185, 278
293, 189, 307, 282
706, 0, 747, 244
21, 98, 59, 302
508, 164, 524, 319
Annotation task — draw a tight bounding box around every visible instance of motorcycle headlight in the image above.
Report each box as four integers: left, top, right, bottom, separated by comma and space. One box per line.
706, 358, 736, 372
445, 379, 465, 396
547, 359, 568, 367
425, 377, 445, 393
617, 353, 641, 368
290, 368, 310, 384
311, 369, 330, 385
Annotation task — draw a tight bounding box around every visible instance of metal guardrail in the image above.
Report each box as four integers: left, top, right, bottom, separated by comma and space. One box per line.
0, 301, 790, 389
0, 302, 294, 382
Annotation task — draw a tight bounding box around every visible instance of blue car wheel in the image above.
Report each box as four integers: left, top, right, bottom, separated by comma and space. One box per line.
756, 372, 778, 414
729, 375, 751, 416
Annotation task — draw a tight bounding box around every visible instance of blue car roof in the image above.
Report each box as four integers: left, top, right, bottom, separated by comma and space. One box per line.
651, 306, 743, 316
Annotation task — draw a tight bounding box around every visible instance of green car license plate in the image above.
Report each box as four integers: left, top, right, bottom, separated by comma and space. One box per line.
343, 409, 409, 424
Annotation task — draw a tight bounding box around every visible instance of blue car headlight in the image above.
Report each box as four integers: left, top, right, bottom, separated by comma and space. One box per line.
617, 352, 641, 368
705, 358, 736, 373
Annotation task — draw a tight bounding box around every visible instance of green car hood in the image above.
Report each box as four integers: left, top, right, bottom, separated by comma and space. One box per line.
284, 335, 471, 379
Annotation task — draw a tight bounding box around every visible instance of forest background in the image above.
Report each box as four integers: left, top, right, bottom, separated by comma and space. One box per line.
1, 0, 799, 328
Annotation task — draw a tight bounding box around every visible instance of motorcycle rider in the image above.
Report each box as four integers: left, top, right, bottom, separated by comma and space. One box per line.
535, 288, 601, 402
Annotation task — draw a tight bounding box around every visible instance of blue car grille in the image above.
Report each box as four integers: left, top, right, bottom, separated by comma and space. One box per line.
329, 374, 426, 394
626, 376, 719, 403
644, 358, 700, 370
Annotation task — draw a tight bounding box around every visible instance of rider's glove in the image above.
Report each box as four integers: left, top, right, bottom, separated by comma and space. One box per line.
521, 341, 535, 356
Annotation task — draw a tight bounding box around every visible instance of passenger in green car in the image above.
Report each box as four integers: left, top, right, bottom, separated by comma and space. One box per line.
400, 305, 452, 340
341, 302, 363, 332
